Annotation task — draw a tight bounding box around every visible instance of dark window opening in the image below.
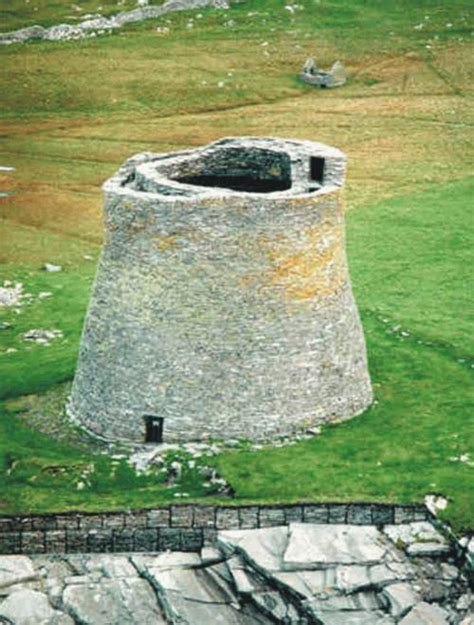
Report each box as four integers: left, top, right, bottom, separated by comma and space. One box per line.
310, 157, 325, 184
144, 415, 164, 444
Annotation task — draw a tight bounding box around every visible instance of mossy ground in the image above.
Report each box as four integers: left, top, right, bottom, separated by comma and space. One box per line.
0, 0, 472, 532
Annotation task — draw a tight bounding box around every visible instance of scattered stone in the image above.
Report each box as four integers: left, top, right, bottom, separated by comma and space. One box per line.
300, 58, 347, 88
0, 0, 235, 45
42, 263, 62, 272
424, 494, 448, 515
383, 521, 451, 557
22, 329, 63, 345
0, 282, 24, 307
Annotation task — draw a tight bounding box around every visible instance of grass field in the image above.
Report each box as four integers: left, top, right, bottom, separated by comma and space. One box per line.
0, 0, 473, 532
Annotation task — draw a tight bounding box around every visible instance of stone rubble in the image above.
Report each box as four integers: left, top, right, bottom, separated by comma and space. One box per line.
300, 58, 347, 88
0, 0, 237, 45
0, 522, 471, 624
0, 282, 25, 308
22, 328, 64, 345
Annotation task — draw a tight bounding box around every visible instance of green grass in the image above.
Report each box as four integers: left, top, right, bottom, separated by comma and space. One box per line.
1, 179, 472, 531
0, 0, 472, 532
0, 264, 95, 398
0, 0, 165, 32
212, 178, 474, 533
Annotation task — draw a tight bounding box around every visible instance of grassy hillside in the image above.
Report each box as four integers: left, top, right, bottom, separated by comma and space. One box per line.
0, 0, 472, 531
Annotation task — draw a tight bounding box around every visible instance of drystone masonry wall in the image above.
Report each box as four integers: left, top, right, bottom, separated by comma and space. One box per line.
0, 503, 431, 556
68, 137, 372, 445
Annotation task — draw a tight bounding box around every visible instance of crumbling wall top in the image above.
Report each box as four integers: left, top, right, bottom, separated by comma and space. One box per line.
104, 137, 346, 202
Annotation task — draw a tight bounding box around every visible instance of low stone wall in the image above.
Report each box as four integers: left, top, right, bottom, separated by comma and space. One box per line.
0, 503, 431, 555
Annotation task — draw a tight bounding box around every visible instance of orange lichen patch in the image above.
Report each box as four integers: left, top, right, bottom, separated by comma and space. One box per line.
242, 222, 347, 304
152, 234, 180, 252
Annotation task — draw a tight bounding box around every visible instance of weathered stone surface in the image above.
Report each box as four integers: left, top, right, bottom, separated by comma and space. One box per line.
219, 525, 289, 570
133, 551, 272, 624
284, 523, 387, 567
0, 521, 469, 624
63, 578, 164, 624
398, 601, 450, 625
300, 59, 347, 88
69, 137, 371, 444
0, 556, 37, 591
383, 583, 419, 618
0, 589, 73, 625
383, 522, 451, 557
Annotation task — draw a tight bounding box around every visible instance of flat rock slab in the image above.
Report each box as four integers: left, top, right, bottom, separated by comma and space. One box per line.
0, 555, 38, 591
284, 523, 387, 567
0, 522, 470, 624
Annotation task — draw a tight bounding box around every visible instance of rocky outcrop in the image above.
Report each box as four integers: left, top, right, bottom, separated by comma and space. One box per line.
0, 0, 237, 45
0, 522, 471, 624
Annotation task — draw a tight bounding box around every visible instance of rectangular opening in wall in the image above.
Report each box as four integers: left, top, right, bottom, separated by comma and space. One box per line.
144, 415, 164, 444
310, 157, 325, 184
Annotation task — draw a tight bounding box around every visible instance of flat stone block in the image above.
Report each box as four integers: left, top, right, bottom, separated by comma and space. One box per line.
134, 529, 159, 552
328, 505, 347, 523
394, 507, 416, 524
0, 518, 14, 532
259, 508, 286, 528
202, 528, 218, 545
102, 515, 125, 530
45, 530, 66, 553
283, 506, 304, 523
124, 512, 148, 528
372, 506, 394, 525
112, 529, 135, 552
86, 530, 113, 553
238, 507, 259, 529
78, 515, 104, 530
66, 531, 87, 553
193, 506, 216, 529
31, 516, 57, 531
181, 529, 204, 552
21, 531, 45, 554
413, 507, 429, 521
146, 508, 170, 528
159, 528, 182, 551
56, 515, 79, 530
0, 532, 21, 554
171, 506, 194, 528
303, 505, 329, 523
347, 505, 373, 525
216, 508, 240, 530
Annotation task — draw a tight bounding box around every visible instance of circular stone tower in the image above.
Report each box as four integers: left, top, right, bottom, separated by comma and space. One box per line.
69, 137, 372, 444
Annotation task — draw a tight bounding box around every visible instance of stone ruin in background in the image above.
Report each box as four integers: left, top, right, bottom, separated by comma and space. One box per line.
68, 137, 372, 445
300, 58, 347, 88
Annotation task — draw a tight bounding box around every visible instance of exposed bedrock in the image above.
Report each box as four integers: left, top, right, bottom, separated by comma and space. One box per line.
0, 522, 471, 624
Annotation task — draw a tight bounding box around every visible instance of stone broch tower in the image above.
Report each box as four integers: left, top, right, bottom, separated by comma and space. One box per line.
69, 137, 372, 444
